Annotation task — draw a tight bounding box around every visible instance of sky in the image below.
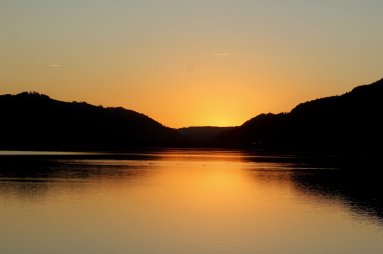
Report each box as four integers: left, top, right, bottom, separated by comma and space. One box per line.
1, 0, 383, 127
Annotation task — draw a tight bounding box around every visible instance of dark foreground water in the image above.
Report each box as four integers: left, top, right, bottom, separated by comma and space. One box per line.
0, 150, 382, 254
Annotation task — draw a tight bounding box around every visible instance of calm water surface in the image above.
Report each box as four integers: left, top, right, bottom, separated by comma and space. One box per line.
0, 150, 382, 254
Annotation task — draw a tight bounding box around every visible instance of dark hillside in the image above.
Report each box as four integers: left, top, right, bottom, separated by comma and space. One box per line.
215, 79, 383, 152
0, 92, 181, 150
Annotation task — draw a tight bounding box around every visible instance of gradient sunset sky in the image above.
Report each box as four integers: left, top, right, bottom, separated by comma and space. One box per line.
1, 0, 383, 127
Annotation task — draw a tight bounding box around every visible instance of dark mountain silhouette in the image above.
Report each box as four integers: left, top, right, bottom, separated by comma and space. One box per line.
214, 79, 383, 152
0, 92, 182, 150
1, 78, 383, 151
178, 126, 235, 145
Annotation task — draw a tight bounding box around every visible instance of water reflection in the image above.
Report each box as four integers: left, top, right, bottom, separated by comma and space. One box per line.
1, 151, 382, 220
240, 152, 383, 222
1, 150, 383, 254
0, 153, 154, 200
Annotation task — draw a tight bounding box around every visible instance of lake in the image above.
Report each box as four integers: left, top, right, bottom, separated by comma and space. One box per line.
0, 150, 382, 254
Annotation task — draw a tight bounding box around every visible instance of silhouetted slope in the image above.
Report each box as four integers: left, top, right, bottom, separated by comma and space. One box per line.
2, 79, 383, 151
0, 92, 181, 150
216, 79, 383, 151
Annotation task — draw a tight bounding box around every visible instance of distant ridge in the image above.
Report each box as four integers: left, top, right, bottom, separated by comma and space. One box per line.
0, 92, 181, 150
214, 79, 383, 152
178, 126, 235, 145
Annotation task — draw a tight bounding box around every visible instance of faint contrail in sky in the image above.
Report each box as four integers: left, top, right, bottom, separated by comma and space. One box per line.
214, 48, 232, 56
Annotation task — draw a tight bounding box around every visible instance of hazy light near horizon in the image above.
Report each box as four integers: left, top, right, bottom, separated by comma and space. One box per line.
1, 0, 383, 127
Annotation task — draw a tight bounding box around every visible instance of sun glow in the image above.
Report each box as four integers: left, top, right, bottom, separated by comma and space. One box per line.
1, 1, 382, 127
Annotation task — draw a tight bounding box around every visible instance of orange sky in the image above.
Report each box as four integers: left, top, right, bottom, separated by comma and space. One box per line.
1, 1, 383, 127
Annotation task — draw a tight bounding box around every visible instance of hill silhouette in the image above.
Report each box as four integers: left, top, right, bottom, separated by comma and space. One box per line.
1, 79, 383, 151
213, 79, 383, 152
0, 92, 181, 150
